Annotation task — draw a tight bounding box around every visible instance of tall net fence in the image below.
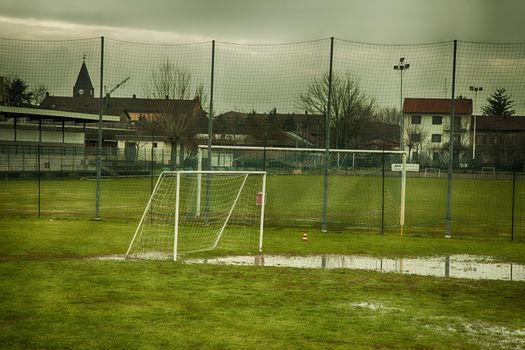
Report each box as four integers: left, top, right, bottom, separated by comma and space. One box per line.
0, 37, 524, 240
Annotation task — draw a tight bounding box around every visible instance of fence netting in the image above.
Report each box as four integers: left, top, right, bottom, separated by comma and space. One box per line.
0, 37, 524, 241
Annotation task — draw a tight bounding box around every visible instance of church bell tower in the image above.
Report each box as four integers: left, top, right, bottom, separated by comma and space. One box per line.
73, 55, 94, 98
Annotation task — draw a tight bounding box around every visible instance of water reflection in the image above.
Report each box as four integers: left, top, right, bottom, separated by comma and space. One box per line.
185, 254, 525, 282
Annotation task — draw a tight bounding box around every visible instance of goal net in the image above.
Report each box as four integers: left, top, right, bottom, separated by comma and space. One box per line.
196, 145, 407, 234
126, 171, 267, 260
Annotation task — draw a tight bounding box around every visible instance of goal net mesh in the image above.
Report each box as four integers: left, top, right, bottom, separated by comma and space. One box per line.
198, 146, 404, 233
126, 171, 265, 260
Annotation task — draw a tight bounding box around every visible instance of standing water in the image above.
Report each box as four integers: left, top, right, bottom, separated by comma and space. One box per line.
184, 254, 525, 282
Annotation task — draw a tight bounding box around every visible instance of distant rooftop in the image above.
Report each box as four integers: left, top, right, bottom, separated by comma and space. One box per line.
403, 98, 472, 115
475, 115, 525, 132
0, 105, 119, 122
40, 96, 203, 118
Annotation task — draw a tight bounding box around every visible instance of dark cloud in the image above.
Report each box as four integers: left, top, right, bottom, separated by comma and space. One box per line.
1, 0, 525, 43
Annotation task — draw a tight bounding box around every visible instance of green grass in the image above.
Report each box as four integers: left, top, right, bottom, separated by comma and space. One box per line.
1, 217, 524, 349
2, 217, 524, 263
2, 260, 524, 349
1, 174, 524, 241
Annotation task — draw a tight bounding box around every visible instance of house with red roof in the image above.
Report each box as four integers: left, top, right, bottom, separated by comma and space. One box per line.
403, 98, 473, 167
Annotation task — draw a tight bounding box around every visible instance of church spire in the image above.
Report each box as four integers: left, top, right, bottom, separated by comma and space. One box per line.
73, 56, 94, 98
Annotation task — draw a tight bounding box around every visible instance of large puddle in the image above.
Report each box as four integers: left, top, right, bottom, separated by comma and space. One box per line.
185, 254, 525, 282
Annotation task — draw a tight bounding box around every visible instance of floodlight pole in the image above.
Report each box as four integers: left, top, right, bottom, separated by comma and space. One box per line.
394, 58, 410, 238
469, 86, 482, 161
394, 58, 410, 151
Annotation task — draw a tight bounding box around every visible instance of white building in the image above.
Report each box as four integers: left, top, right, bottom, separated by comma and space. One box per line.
403, 98, 473, 167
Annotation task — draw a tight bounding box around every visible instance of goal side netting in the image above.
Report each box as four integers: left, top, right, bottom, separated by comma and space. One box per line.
126, 171, 266, 260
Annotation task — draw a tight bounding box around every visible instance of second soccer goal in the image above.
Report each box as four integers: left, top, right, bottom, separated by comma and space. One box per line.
126, 171, 267, 261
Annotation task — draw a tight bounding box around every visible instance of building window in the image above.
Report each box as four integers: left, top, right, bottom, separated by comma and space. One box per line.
411, 115, 421, 124
152, 142, 158, 148
453, 116, 462, 129
433, 151, 440, 161
432, 116, 442, 125
431, 134, 442, 143
411, 133, 421, 142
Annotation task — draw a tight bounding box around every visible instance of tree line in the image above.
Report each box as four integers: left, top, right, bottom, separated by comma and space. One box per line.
1, 76, 47, 107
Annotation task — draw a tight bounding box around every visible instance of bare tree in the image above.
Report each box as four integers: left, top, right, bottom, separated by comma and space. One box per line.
31, 84, 48, 106
405, 124, 427, 163
297, 72, 375, 149
442, 117, 470, 167
142, 60, 204, 168
146, 60, 192, 100
375, 106, 402, 125
194, 83, 208, 112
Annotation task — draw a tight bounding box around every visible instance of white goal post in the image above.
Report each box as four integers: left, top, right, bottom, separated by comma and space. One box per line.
126, 170, 267, 261
424, 168, 441, 177
481, 166, 496, 176
197, 145, 407, 236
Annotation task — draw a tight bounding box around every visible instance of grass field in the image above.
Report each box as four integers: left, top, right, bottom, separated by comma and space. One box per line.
1, 174, 524, 240
1, 217, 524, 349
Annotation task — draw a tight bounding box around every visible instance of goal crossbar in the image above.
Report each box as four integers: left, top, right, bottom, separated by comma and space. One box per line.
198, 144, 405, 155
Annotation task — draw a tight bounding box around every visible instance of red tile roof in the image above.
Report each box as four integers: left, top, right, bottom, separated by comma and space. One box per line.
403, 98, 472, 115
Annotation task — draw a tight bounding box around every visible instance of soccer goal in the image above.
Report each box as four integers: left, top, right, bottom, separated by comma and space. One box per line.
196, 145, 407, 235
481, 166, 496, 176
424, 168, 441, 177
126, 170, 267, 261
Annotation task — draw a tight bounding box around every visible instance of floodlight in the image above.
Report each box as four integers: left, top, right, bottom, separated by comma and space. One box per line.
394, 57, 410, 151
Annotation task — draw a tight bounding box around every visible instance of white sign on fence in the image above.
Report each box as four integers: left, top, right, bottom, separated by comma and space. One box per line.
391, 163, 420, 172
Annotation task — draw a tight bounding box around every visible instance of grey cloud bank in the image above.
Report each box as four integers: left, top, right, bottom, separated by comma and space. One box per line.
0, 0, 524, 44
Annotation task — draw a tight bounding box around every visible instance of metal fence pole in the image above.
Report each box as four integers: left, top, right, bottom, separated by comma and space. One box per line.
381, 150, 385, 235
322, 37, 334, 232
445, 40, 457, 238
207, 39, 215, 170
511, 157, 516, 241
95, 36, 104, 220
204, 40, 215, 224
151, 129, 155, 194
263, 145, 267, 171
38, 120, 42, 218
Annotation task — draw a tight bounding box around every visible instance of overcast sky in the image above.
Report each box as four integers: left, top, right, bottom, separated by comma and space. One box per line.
1, 0, 525, 44
1, 0, 524, 115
